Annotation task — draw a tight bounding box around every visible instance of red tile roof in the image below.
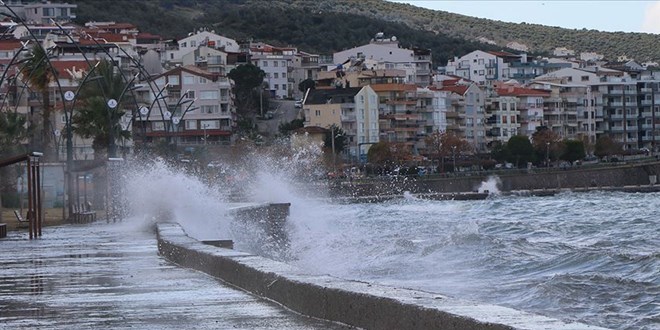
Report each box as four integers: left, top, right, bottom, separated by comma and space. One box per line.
0, 39, 22, 51
49, 60, 97, 79
437, 85, 469, 95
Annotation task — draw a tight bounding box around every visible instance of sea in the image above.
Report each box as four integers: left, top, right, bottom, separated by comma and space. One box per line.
279, 190, 659, 330
121, 158, 658, 330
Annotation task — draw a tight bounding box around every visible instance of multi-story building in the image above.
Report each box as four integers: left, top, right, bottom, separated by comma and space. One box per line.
247, 42, 297, 99
24, 1, 76, 24
138, 65, 235, 147
488, 87, 550, 145
165, 29, 239, 66
436, 83, 487, 152
333, 33, 432, 87
303, 86, 379, 162
445, 50, 519, 87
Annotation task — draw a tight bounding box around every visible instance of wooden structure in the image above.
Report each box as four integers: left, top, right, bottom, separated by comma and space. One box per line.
0, 152, 43, 239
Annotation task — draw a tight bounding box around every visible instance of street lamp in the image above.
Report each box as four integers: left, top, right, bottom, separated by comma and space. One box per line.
107, 78, 141, 158
452, 145, 457, 173
546, 142, 550, 169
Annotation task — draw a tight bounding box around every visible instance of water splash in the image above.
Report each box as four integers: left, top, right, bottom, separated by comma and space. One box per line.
117, 157, 231, 240
477, 175, 501, 194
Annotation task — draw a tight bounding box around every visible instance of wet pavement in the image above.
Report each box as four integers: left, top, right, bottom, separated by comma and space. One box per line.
0, 222, 350, 329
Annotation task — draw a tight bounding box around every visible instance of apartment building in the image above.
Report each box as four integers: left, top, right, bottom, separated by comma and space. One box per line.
445, 50, 519, 86
247, 42, 297, 99
138, 65, 235, 147
436, 83, 487, 152
333, 33, 432, 87
488, 87, 550, 145
24, 1, 76, 24
303, 86, 379, 162
166, 29, 239, 65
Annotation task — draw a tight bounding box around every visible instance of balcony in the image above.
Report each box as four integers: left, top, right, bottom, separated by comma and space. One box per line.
640, 100, 654, 106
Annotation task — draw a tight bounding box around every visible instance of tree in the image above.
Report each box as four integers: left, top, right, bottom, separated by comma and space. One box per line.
425, 131, 469, 172
73, 60, 130, 160
20, 45, 55, 160
532, 127, 560, 165
367, 141, 392, 165
506, 135, 535, 168
594, 135, 622, 160
561, 139, 586, 164
0, 111, 28, 156
228, 64, 266, 121
278, 118, 305, 136
323, 125, 346, 154
298, 78, 315, 93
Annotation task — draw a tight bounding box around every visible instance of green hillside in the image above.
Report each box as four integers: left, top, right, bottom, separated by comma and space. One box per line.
70, 0, 660, 63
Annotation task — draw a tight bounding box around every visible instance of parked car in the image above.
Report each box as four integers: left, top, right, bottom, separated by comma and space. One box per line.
294, 99, 303, 108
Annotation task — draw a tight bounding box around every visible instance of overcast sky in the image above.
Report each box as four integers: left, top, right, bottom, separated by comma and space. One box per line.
391, 1, 660, 34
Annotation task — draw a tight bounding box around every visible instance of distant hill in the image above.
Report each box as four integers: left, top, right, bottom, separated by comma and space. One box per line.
71, 0, 660, 64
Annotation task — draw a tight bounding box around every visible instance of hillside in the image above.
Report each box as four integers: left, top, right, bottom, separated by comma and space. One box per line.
70, 0, 660, 63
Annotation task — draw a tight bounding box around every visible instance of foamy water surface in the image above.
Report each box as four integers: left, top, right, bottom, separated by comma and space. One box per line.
284, 191, 659, 330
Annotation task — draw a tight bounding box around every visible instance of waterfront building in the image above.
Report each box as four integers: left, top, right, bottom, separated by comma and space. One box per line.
488, 86, 550, 146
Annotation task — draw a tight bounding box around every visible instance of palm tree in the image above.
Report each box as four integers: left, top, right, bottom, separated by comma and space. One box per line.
0, 111, 28, 156
72, 59, 131, 160
19, 45, 54, 160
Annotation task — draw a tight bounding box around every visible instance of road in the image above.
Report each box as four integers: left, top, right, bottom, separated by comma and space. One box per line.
256, 99, 300, 138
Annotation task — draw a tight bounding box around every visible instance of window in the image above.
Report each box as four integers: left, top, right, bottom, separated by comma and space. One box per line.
315, 110, 320, 116
183, 76, 194, 84
59, 8, 68, 16
478, 59, 484, 65
581, 76, 589, 81
200, 120, 219, 129
262, 60, 268, 67
42, 8, 55, 16
201, 105, 219, 113
153, 122, 165, 131
199, 77, 207, 84
191, 40, 196, 47
200, 90, 219, 100
282, 73, 286, 79
181, 42, 187, 48
282, 61, 286, 67
479, 70, 484, 75
274, 84, 278, 90
186, 120, 197, 130
274, 61, 278, 67
274, 73, 279, 79
168, 75, 179, 85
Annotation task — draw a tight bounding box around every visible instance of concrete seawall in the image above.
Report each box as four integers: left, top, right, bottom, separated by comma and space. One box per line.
157, 221, 609, 330
333, 161, 660, 195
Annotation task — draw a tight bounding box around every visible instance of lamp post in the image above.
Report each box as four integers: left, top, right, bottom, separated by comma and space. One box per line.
452, 145, 457, 173
63, 64, 102, 219
546, 142, 550, 169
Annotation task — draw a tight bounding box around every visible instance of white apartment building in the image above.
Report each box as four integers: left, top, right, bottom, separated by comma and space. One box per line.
166, 30, 239, 64
140, 65, 235, 146
445, 50, 520, 86
248, 42, 297, 99
354, 85, 380, 161
333, 33, 432, 87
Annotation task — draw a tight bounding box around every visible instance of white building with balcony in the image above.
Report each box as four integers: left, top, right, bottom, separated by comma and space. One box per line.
139, 65, 235, 146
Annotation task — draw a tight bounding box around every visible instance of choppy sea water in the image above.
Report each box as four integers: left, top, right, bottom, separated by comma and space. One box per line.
281, 191, 659, 330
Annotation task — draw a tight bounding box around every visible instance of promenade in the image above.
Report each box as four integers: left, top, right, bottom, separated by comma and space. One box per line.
0, 222, 349, 329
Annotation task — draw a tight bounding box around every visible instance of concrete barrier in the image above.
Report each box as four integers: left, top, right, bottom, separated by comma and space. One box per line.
157, 222, 609, 330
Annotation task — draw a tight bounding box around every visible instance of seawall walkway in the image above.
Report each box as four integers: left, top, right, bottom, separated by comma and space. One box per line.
0, 222, 348, 329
